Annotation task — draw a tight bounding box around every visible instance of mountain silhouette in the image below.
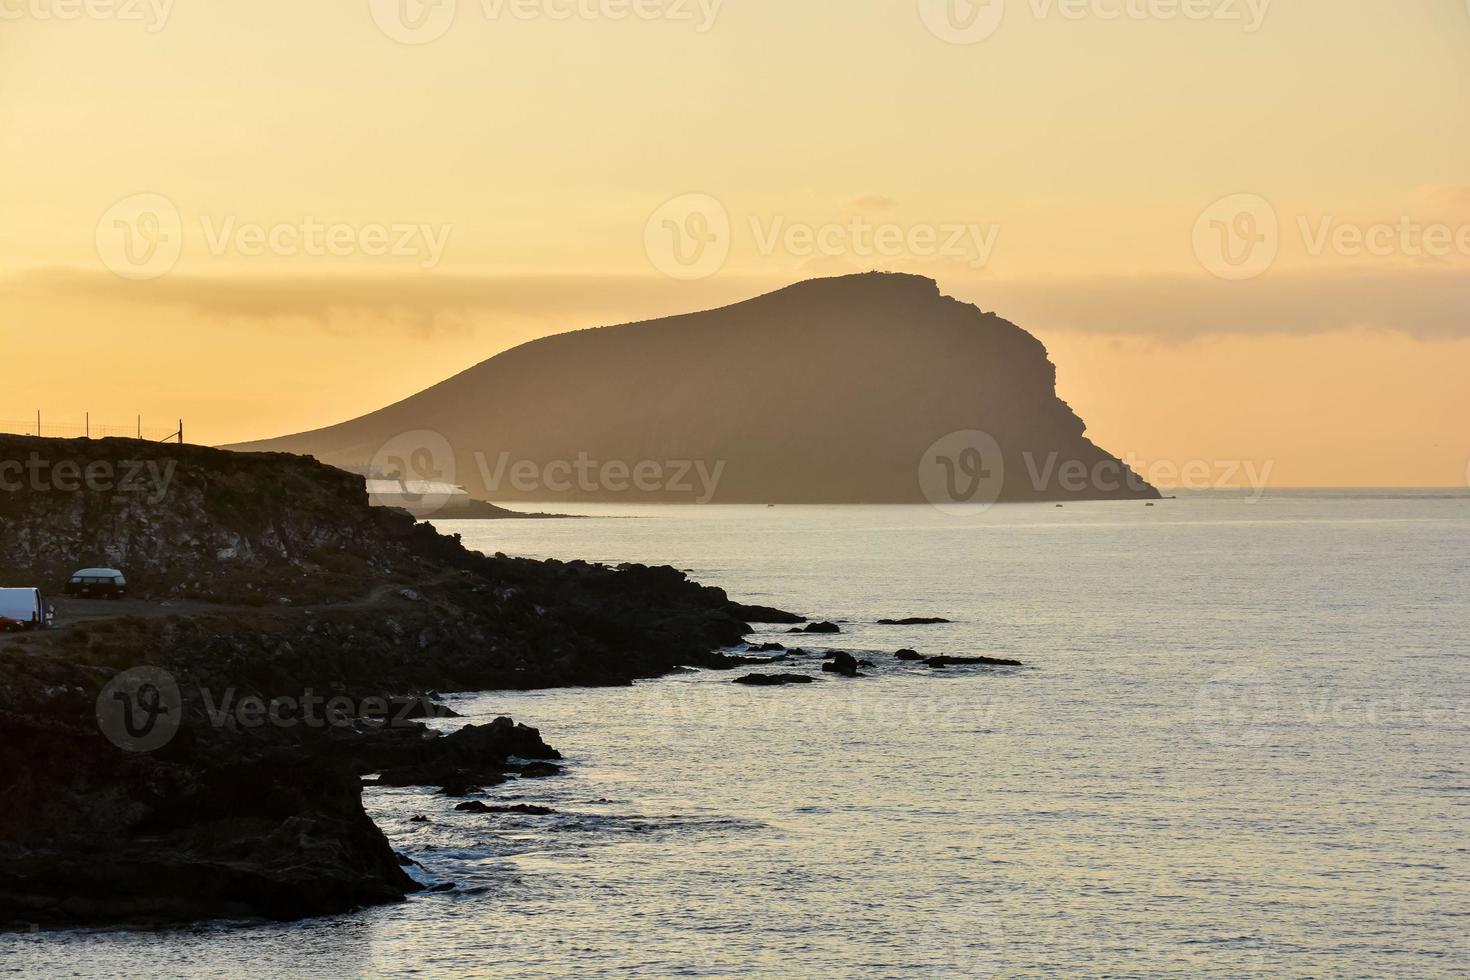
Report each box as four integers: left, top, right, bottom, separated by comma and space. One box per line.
229, 273, 1158, 505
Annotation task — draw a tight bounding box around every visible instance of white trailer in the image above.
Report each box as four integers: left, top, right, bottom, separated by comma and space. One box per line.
0, 588, 49, 631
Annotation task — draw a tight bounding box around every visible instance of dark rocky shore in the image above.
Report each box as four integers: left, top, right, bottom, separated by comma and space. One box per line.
0, 436, 799, 929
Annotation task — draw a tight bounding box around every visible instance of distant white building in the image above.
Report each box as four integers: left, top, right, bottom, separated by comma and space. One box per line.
365, 478, 473, 514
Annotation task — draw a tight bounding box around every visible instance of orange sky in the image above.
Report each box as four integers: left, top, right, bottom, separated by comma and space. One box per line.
2, 0, 1468, 487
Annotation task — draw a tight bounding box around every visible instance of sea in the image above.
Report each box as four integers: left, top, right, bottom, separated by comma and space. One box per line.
5, 491, 1468, 977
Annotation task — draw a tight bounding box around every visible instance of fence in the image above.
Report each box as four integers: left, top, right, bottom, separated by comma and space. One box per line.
0, 414, 184, 443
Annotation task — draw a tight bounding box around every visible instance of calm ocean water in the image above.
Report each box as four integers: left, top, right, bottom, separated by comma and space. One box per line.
6, 492, 1469, 977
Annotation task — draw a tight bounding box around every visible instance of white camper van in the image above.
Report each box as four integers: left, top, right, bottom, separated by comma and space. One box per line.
0, 588, 51, 631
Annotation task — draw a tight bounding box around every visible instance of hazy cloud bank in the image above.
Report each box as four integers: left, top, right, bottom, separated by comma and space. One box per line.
6, 265, 1466, 341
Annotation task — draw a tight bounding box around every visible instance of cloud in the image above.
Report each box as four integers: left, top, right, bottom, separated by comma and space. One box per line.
962, 266, 1470, 340
4, 264, 1467, 341
1410, 184, 1470, 222
845, 193, 897, 213
1, 268, 779, 338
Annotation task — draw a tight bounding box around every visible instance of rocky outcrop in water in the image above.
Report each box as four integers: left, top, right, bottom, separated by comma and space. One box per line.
455, 802, 556, 815
926, 655, 1022, 668
732, 673, 815, 686
822, 652, 862, 677
791, 621, 841, 635
878, 617, 951, 625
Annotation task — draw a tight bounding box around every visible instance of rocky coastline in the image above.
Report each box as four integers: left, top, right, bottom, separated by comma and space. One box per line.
0, 436, 800, 929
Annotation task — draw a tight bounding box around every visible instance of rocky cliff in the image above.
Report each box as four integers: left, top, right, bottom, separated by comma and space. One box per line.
229, 272, 1158, 504
0, 437, 398, 602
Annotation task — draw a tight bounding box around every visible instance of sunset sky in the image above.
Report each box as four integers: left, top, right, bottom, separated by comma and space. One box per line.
3, 0, 1468, 487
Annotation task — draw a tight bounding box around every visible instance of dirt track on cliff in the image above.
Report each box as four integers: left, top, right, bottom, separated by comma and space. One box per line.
43, 581, 444, 629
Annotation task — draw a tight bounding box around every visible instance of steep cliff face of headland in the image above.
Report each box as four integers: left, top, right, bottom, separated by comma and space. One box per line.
0, 436, 794, 928
230, 273, 1158, 504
